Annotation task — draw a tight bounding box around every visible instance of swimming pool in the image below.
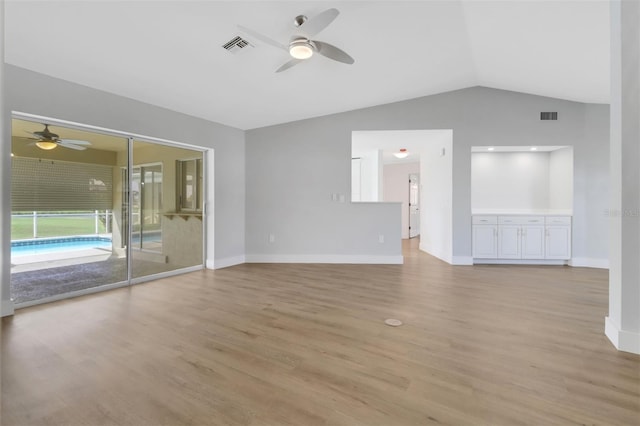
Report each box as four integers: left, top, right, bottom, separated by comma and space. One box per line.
11, 236, 112, 257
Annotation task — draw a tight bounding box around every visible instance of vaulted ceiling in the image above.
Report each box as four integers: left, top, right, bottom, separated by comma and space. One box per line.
5, 1, 609, 130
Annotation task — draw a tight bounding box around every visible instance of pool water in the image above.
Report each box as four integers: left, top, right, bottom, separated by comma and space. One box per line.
11, 237, 112, 257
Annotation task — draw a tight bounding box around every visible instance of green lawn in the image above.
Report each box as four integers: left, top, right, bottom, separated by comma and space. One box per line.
11, 215, 108, 240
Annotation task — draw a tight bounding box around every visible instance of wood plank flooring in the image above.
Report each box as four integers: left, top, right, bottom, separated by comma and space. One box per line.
2, 240, 639, 425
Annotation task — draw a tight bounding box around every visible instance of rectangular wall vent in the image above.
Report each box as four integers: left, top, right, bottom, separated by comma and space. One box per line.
222, 36, 252, 53
540, 112, 558, 120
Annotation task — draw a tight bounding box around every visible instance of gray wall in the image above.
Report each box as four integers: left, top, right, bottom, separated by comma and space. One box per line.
246, 86, 609, 264
2, 65, 245, 313
245, 119, 402, 260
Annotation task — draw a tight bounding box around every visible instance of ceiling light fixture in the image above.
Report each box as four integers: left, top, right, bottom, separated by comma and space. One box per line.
487, 147, 495, 151
35, 141, 58, 150
393, 148, 409, 159
289, 39, 314, 59
531, 147, 538, 151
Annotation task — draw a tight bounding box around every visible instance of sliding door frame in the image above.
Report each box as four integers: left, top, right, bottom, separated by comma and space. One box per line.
10, 111, 209, 308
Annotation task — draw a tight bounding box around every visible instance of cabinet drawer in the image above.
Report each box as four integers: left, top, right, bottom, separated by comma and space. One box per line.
546, 216, 571, 225
498, 216, 544, 225
473, 215, 497, 225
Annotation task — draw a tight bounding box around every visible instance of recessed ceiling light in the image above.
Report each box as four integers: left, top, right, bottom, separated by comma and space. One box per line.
487, 147, 495, 151
531, 147, 538, 151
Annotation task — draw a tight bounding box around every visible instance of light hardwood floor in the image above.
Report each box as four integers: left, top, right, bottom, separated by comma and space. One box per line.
2, 240, 639, 425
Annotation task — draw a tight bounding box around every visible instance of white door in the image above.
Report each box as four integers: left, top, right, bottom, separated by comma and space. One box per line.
521, 226, 545, 259
409, 173, 420, 238
472, 225, 497, 258
498, 225, 520, 259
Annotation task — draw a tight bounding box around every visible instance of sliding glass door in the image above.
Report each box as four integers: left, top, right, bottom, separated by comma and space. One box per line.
130, 140, 204, 280
10, 116, 206, 306
10, 118, 130, 304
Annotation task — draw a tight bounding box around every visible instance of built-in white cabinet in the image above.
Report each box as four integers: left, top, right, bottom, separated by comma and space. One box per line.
544, 216, 572, 259
472, 216, 497, 258
497, 225, 520, 258
472, 214, 571, 263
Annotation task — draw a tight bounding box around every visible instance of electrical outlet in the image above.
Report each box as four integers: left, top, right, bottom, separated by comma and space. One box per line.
269, 233, 275, 243
378, 234, 385, 243
339, 194, 345, 203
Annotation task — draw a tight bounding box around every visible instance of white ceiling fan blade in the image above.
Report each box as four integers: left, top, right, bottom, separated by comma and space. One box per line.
313, 41, 355, 65
24, 130, 41, 139
301, 8, 339, 38
58, 142, 87, 150
237, 25, 287, 51
276, 59, 303, 73
57, 139, 91, 145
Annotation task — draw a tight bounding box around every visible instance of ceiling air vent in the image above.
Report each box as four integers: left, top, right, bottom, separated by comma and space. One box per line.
540, 112, 558, 120
222, 36, 253, 54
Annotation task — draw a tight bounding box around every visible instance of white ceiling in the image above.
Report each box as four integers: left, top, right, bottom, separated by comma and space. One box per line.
4, 1, 610, 130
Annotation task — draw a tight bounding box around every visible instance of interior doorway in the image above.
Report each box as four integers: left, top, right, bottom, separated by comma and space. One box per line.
351, 129, 454, 262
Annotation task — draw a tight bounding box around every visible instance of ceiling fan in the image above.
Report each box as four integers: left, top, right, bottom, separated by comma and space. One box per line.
238, 8, 355, 73
23, 124, 91, 151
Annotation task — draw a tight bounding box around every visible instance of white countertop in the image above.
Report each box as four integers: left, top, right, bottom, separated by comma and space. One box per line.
472, 209, 573, 216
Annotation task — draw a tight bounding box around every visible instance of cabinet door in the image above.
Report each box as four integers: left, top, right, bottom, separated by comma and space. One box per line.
473, 225, 497, 258
546, 226, 571, 259
521, 226, 545, 259
498, 225, 520, 259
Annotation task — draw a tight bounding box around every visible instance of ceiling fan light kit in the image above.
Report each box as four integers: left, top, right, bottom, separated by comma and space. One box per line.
289, 39, 314, 59
394, 148, 409, 159
35, 141, 58, 150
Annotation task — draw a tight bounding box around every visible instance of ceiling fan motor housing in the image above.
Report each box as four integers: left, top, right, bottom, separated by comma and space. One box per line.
293, 15, 307, 27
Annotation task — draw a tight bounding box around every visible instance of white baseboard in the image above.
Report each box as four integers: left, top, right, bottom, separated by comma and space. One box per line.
208, 255, 246, 270
245, 254, 404, 265
1, 299, 15, 317
605, 316, 640, 354
473, 259, 567, 265
452, 256, 473, 265
419, 243, 452, 264
569, 257, 610, 269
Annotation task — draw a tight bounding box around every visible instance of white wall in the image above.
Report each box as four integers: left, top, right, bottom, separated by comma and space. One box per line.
351, 158, 361, 202
549, 147, 574, 211
606, 0, 640, 353
420, 135, 453, 263
357, 148, 383, 202
471, 152, 550, 212
383, 162, 420, 239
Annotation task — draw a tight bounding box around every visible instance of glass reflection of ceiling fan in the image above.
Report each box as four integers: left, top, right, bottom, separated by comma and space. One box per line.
24, 124, 91, 151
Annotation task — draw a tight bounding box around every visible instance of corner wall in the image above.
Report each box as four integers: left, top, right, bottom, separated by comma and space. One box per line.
2, 65, 246, 315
